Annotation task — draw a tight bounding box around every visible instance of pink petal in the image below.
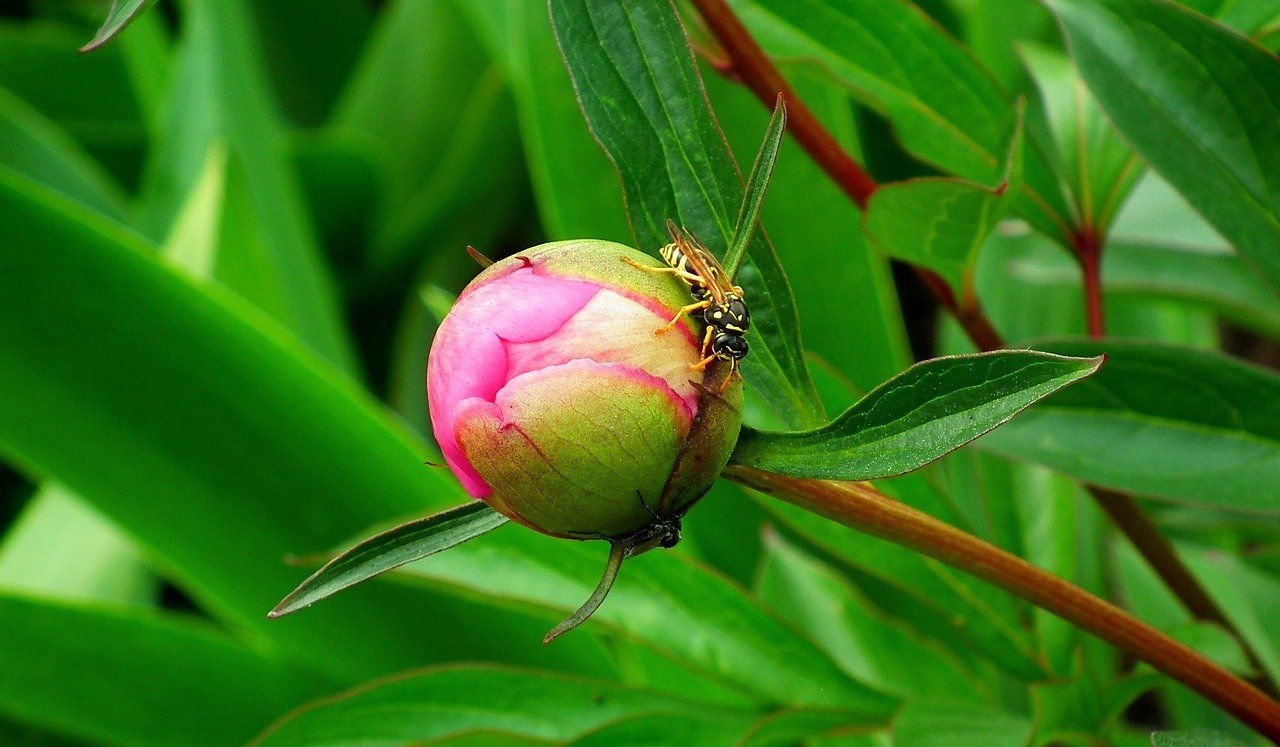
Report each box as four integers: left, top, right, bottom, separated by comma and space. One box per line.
427, 266, 599, 497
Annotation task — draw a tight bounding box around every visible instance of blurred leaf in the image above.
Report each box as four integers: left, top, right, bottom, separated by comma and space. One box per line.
980, 339, 1280, 515
0, 86, 125, 218
756, 497, 1045, 679
0, 593, 325, 747
0, 170, 626, 683
247, 0, 371, 126
739, 708, 886, 747
963, 0, 1056, 91
0, 19, 149, 186
863, 117, 1022, 296
739, 0, 1074, 243
755, 529, 982, 701
731, 351, 1102, 480
1178, 0, 1280, 34
0, 485, 152, 606
566, 712, 756, 747
1183, 550, 1280, 684
1150, 729, 1254, 747
330, 0, 524, 282
705, 64, 911, 394
403, 528, 898, 713
1020, 43, 1142, 236
80, 0, 155, 52
1045, 0, 1280, 294
550, 0, 823, 429
270, 502, 508, 618
890, 699, 1034, 746
252, 665, 753, 746
139, 0, 355, 371
161, 141, 225, 277
457, 0, 631, 242
1005, 237, 1280, 339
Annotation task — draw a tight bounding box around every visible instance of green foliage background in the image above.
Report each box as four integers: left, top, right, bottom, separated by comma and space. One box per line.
0, 0, 1279, 744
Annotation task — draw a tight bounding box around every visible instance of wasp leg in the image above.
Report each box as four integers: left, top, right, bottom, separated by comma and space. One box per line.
689, 353, 717, 372
656, 300, 711, 336
717, 359, 739, 393
698, 325, 714, 356
620, 256, 703, 285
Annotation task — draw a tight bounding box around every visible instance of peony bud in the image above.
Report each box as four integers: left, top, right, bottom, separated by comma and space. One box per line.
427, 240, 743, 545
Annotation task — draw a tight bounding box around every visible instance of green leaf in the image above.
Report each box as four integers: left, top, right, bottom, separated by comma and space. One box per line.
725, 97, 787, 278
704, 64, 911, 394
270, 502, 508, 618
80, 0, 156, 53
979, 339, 1280, 515
1150, 729, 1254, 747
330, 0, 525, 282
0, 169, 626, 683
549, 0, 823, 428
740, 0, 1074, 244
402, 529, 898, 713
0, 86, 125, 218
0, 592, 324, 747
252, 666, 754, 746
138, 0, 356, 372
862, 114, 1023, 296
1020, 42, 1142, 236
890, 699, 1034, 747
0, 485, 153, 606
456, 0, 631, 243
755, 529, 982, 701
1006, 237, 1280, 339
731, 350, 1102, 480
1044, 0, 1280, 293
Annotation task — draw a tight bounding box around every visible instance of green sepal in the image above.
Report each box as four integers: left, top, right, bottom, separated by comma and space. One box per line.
269, 502, 508, 618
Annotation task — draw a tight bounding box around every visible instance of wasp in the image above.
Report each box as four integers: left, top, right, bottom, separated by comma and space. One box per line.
627, 219, 750, 391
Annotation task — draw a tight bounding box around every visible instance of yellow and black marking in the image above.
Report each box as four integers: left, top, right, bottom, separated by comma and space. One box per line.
624, 220, 750, 391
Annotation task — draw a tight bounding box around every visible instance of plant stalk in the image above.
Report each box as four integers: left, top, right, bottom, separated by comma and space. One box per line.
726, 466, 1280, 740
1073, 227, 1105, 338
687, 0, 1274, 689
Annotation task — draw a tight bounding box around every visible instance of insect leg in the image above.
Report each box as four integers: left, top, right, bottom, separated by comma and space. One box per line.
656, 300, 711, 335
689, 353, 717, 372
620, 256, 703, 285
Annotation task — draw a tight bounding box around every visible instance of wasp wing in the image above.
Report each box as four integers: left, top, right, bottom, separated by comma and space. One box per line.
666, 221, 733, 306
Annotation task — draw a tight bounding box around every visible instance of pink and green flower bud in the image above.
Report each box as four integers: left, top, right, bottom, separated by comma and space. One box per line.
427, 240, 743, 540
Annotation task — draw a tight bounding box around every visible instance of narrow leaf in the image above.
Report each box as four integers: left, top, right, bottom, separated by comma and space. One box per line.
980, 339, 1280, 515
550, 0, 824, 428
1044, 0, 1280, 293
725, 96, 787, 278
731, 351, 1102, 480
80, 0, 156, 52
269, 502, 508, 618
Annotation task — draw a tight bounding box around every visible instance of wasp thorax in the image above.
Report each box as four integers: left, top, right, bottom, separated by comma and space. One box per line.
705, 296, 750, 334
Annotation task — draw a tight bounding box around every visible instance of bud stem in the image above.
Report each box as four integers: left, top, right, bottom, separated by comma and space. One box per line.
544, 541, 627, 644
725, 466, 1280, 741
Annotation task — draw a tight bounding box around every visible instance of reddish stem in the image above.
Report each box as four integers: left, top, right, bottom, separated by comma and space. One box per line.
687, 0, 1275, 696
1074, 227, 1105, 337
727, 468, 1280, 741
689, 0, 877, 210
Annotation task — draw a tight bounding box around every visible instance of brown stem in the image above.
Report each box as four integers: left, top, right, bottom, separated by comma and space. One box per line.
727, 467, 1280, 740
689, 0, 876, 209
686, 0, 1271, 685
1074, 227, 1105, 338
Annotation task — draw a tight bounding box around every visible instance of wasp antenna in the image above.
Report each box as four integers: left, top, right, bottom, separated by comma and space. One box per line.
544, 541, 627, 644
466, 246, 495, 268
